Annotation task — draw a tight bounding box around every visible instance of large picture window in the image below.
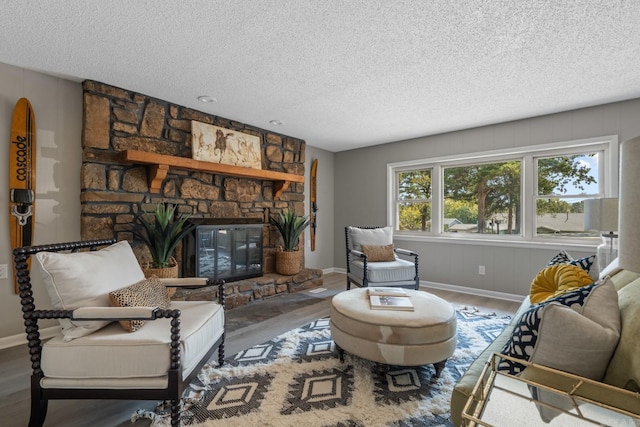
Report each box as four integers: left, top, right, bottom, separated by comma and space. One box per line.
444, 160, 522, 235
389, 136, 617, 244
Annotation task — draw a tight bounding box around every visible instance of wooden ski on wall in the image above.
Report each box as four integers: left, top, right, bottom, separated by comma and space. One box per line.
9, 98, 36, 293
310, 158, 318, 251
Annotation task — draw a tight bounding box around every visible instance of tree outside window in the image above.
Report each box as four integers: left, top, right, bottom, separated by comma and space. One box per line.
444, 161, 521, 234
397, 169, 431, 231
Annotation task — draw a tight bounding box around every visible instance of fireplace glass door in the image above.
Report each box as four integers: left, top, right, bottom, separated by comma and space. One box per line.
187, 224, 263, 281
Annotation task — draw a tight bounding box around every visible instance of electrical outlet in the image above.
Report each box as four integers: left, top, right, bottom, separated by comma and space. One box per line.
0, 264, 8, 279
478, 265, 485, 276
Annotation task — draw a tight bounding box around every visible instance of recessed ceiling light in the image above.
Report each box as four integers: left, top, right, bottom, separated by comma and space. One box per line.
269, 120, 284, 126
197, 96, 217, 103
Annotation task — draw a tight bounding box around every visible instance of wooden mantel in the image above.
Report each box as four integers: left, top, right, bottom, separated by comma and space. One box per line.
119, 150, 304, 199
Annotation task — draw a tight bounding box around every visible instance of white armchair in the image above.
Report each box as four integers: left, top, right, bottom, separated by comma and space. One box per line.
345, 226, 419, 290
13, 239, 225, 427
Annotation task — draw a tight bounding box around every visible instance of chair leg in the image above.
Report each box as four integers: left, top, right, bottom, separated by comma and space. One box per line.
29, 375, 47, 427
170, 399, 181, 426
28, 395, 47, 427
218, 333, 225, 367
346, 277, 351, 290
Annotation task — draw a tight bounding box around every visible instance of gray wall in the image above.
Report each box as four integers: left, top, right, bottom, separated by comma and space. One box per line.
2, 58, 640, 342
334, 99, 640, 298
0, 62, 83, 345
303, 145, 335, 271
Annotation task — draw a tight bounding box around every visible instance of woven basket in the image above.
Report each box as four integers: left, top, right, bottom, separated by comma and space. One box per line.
275, 250, 302, 275
142, 257, 179, 279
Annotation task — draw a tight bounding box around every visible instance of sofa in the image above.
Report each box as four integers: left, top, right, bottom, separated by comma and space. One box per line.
451, 135, 640, 425
450, 258, 640, 425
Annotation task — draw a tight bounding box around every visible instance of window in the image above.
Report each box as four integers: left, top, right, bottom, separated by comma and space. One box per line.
535, 152, 600, 238
389, 136, 617, 243
444, 160, 521, 235
397, 169, 432, 232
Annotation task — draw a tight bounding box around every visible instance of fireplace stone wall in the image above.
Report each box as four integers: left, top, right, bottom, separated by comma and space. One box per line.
80, 80, 306, 274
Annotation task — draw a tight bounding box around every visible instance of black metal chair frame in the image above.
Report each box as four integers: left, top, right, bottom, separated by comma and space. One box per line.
13, 239, 225, 427
344, 226, 419, 290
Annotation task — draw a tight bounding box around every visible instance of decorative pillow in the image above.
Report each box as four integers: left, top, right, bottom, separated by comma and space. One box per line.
35, 241, 146, 341
109, 277, 170, 332
546, 249, 572, 266
348, 226, 393, 252
570, 255, 596, 275
499, 279, 620, 377
529, 264, 594, 304
547, 250, 598, 281
360, 244, 395, 262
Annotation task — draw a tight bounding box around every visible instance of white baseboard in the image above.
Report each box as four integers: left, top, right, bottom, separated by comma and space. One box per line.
331, 268, 524, 302
0, 326, 61, 350
420, 280, 525, 302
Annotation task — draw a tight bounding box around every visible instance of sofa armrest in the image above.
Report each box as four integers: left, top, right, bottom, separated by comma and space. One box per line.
159, 277, 209, 288
349, 249, 366, 259
72, 306, 159, 321
394, 247, 418, 257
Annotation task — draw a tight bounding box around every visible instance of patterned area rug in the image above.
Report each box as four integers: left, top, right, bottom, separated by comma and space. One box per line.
133, 309, 511, 427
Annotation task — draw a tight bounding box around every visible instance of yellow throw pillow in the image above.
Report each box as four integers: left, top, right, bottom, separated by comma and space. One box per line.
530, 264, 594, 304
109, 277, 170, 332
360, 244, 395, 262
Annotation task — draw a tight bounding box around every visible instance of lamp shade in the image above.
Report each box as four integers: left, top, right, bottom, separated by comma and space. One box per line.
584, 198, 619, 232
619, 136, 640, 273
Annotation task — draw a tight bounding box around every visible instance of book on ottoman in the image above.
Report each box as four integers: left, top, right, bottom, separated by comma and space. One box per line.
369, 295, 414, 311
368, 287, 408, 297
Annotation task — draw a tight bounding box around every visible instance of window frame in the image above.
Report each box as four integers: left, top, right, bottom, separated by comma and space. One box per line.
387, 135, 618, 248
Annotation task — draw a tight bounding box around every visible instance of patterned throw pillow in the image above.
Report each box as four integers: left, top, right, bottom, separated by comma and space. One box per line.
546, 249, 572, 266
499, 279, 620, 376
547, 250, 597, 280
569, 255, 596, 273
109, 277, 170, 332
360, 244, 395, 262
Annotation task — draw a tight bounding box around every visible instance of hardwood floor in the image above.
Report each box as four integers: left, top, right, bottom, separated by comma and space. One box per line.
0, 272, 521, 427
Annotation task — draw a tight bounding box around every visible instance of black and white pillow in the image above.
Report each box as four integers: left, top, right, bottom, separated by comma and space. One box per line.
547, 250, 597, 280
546, 250, 572, 266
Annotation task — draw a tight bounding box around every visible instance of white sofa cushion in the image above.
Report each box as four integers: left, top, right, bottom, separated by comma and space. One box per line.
35, 241, 146, 341
41, 301, 224, 382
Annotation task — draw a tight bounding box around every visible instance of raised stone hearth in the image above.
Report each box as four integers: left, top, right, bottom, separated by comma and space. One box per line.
171, 269, 323, 309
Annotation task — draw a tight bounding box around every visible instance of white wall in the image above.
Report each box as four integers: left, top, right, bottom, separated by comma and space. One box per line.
0, 62, 83, 344
334, 98, 640, 298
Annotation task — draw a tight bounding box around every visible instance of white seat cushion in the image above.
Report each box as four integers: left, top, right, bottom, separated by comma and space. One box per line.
349, 258, 415, 283
41, 301, 224, 382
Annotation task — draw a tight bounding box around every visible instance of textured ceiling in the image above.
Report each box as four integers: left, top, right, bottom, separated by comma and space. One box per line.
1, 1, 640, 152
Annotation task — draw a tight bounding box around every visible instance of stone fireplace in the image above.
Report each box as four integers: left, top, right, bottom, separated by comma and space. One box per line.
79, 80, 320, 308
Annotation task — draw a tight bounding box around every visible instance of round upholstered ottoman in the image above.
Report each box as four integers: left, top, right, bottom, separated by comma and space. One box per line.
330, 288, 457, 377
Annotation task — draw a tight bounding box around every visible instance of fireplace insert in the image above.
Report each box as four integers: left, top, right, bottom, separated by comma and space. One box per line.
182, 219, 263, 281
